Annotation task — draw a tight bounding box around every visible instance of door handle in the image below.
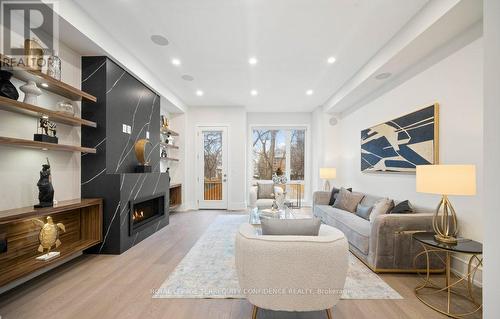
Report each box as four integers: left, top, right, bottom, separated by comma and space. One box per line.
223, 179, 227, 182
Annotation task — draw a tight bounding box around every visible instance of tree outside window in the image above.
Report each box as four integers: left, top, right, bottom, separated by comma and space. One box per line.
252, 128, 305, 182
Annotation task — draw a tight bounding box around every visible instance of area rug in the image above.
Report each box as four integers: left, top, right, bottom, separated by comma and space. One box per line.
153, 215, 402, 300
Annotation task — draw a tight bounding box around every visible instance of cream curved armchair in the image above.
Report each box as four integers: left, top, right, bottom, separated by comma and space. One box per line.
235, 223, 349, 319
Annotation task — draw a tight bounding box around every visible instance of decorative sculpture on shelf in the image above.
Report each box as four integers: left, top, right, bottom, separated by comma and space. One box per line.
32, 216, 66, 261
24, 38, 44, 71
20, 80, 42, 105
55, 100, 75, 116
35, 158, 54, 208
134, 139, 152, 173
34, 116, 58, 144
0, 70, 19, 100
47, 51, 61, 80
161, 115, 169, 129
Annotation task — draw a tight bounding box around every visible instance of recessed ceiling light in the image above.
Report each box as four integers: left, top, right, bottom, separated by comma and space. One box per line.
327, 56, 336, 64
375, 72, 392, 80
182, 74, 194, 81
196, 90, 204, 96
150, 34, 169, 46
250, 90, 258, 96
248, 57, 258, 65
306, 89, 314, 96
41, 83, 49, 88
171, 58, 181, 66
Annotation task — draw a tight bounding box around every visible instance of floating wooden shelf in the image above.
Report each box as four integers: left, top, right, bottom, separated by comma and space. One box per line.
160, 127, 179, 136
0, 198, 103, 287
0, 136, 96, 153
161, 157, 179, 162
0, 96, 96, 127
160, 142, 179, 149
1, 54, 97, 102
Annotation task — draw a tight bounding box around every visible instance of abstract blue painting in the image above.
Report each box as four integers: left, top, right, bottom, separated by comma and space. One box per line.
361, 104, 439, 172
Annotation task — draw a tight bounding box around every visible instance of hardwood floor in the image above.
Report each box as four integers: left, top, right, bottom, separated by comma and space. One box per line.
0, 210, 481, 319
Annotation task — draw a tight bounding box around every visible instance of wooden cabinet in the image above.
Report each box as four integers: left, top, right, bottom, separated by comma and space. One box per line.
0, 199, 102, 287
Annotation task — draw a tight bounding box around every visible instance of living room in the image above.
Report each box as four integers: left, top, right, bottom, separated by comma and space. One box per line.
0, 1, 499, 318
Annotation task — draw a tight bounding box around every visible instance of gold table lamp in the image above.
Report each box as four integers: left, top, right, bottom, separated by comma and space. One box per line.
319, 168, 336, 191
416, 165, 476, 244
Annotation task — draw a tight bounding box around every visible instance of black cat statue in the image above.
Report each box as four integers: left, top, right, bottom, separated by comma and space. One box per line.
35, 158, 55, 208
0, 70, 19, 100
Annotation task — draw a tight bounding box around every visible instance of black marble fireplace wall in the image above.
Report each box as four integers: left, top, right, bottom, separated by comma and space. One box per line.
81, 56, 169, 254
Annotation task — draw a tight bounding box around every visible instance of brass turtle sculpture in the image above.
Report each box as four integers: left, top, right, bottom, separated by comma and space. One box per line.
32, 216, 65, 254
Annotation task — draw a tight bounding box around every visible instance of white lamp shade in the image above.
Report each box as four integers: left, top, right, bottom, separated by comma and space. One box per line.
320, 168, 336, 179
416, 165, 476, 196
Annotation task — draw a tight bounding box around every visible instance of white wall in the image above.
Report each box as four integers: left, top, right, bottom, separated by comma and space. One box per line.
333, 38, 483, 241
483, 0, 500, 316
322, 38, 483, 283
247, 112, 312, 204
184, 106, 247, 210
0, 26, 82, 210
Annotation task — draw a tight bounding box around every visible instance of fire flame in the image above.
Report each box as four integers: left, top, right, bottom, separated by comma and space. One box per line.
132, 210, 144, 221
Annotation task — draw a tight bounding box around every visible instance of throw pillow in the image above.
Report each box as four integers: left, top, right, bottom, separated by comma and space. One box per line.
257, 183, 274, 199
328, 187, 352, 206
333, 187, 364, 213
369, 198, 395, 223
261, 218, 321, 236
355, 204, 373, 221
390, 200, 413, 214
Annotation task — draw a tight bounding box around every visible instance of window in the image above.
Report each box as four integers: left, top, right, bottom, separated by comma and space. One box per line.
252, 128, 306, 181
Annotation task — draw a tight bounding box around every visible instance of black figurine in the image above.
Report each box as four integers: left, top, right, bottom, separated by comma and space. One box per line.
35, 158, 54, 208
34, 117, 58, 144
0, 70, 19, 100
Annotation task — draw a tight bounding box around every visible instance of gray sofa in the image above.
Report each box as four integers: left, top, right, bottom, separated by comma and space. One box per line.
313, 191, 443, 272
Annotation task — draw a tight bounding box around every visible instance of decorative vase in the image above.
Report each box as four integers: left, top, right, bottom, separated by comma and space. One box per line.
55, 101, 75, 116
24, 39, 44, 71
0, 70, 19, 100
20, 81, 42, 105
47, 52, 61, 80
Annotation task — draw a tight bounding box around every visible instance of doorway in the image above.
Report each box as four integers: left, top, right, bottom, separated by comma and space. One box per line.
196, 126, 228, 209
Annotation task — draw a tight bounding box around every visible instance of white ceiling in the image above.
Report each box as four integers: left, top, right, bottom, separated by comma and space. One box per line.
73, 0, 428, 112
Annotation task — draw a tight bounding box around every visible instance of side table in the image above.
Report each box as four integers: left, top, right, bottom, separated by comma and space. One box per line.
412, 232, 482, 318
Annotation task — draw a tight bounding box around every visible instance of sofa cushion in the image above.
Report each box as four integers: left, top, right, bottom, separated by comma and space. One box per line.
355, 204, 373, 221
257, 183, 274, 199
390, 200, 413, 214
333, 188, 364, 213
369, 198, 394, 223
328, 187, 352, 205
261, 218, 321, 236
314, 205, 370, 254
359, 194, 384, 207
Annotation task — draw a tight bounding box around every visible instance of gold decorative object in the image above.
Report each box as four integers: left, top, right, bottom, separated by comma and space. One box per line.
416, 165, 476, 244
24, 39, 44, 71
161, 115, 169, 128
134, 139, 152, 172
32, 216, 66, 260
134, 139, 151, 165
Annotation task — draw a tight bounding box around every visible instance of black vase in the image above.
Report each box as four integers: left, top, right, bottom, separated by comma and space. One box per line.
0, 70, 19, 100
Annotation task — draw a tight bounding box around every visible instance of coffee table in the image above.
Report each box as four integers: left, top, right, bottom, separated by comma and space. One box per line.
248, 206, 296, 225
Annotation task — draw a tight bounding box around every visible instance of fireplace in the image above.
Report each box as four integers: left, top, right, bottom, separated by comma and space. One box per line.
129, 193, 166, 235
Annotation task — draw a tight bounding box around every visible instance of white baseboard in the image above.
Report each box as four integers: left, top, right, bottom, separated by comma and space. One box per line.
451, 254, 482, 288
228, 202, 247, 210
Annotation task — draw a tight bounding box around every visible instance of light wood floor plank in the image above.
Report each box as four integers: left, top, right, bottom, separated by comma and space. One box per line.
0, 210, 480, 319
